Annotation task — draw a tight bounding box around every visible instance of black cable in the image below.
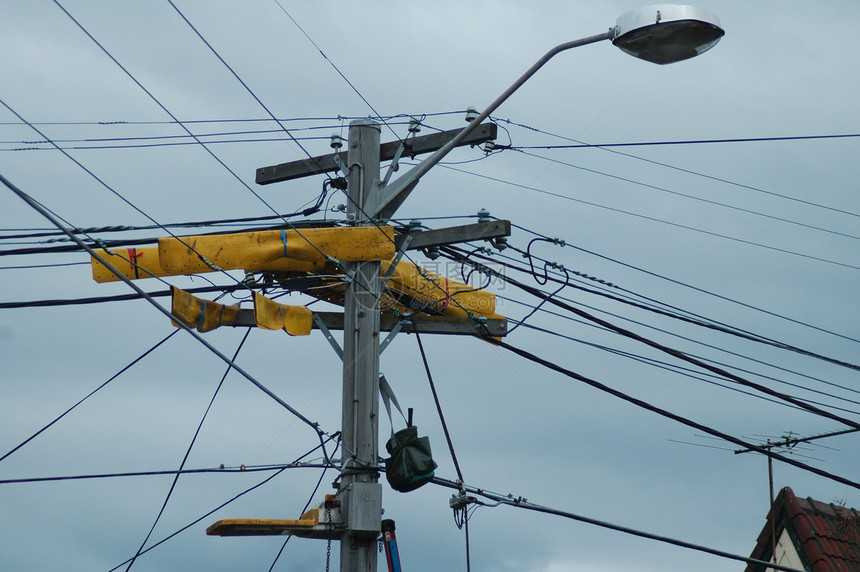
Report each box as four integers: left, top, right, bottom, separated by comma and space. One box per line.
497, 288, 860, 409
414, 329, 464, 483
106, 436, 338, 572
443, 165, 860, 272
459, 245, 860, 374
431, 476, 806, 572
487, 337, 860, 491
511, 221, 860, 345
444, 246, 860, 428
514, 319, 857, 416
123, 329, 251, 571
0, 330, 179, 464
2, 173, 331, 454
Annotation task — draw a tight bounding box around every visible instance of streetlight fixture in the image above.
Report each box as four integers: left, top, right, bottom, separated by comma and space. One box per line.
366, 4, 725, 220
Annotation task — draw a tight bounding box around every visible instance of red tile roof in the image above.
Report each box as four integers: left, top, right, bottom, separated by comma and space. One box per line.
746, 486, 860, 572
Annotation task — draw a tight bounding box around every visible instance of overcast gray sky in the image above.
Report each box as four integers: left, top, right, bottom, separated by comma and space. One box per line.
1, 2, 859, 571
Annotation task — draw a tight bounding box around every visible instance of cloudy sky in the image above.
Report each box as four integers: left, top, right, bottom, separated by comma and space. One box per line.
1, 1, 859, 571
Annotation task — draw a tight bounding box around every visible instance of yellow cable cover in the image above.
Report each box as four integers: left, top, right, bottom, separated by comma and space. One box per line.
253, 292, 313, 336
158, 226, 395, 275
91, 247, 168, 283
170, 287, 240, 332
381, 260, 498, 318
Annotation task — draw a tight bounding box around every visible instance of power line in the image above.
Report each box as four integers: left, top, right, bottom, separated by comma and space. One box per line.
444, 246, 860, 427
0, 331, 179, 464
504, 132, 860, 149
462, 245, 860, 373
430, 476, 806, 572
105, 436, 338, 572
512, 148, 860, 242
486, 337, 860, 491
511, 221, 860, 345
124, 329, 251, 572
1, 173, 331, 455
443, 165, 860, 272
491, 116, 860, 219
0, 463, 325, 485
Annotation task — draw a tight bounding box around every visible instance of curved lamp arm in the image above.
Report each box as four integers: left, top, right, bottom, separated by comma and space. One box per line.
367, 30, 613, 220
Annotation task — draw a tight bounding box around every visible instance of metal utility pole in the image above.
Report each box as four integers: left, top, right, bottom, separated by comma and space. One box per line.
340, 119, 383, 572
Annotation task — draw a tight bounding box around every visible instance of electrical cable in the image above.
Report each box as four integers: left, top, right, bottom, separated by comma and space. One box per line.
511, 221, 860, 345
1, 173, 332, 457
0, 330, 179, 464
430, 476, 806, 572
444, 246, 860, 428
504, 132, 860, 150
513, 319, 857, 416
459, 244, 860, 373
511, 148, 860, 242
496, 288, 860, 408
272, 0, 402, 143
442, 165, 860, 272
0, 463, 331, 485
414, 329, 464, 483
105, 435, 339, 572
485, 337, 860, 491
52, 0, 351, 291
123, 329, 251, 571
0, 277, 326, 310
267, 439, 340, 572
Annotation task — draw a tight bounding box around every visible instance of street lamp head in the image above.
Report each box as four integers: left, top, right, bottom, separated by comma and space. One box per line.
613, 5, 724, 64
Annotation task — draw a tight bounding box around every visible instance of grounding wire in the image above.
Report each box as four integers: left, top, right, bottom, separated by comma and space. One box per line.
443, 165, 860, 272
443, 245, 860, 428
2, 173, 331, 455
